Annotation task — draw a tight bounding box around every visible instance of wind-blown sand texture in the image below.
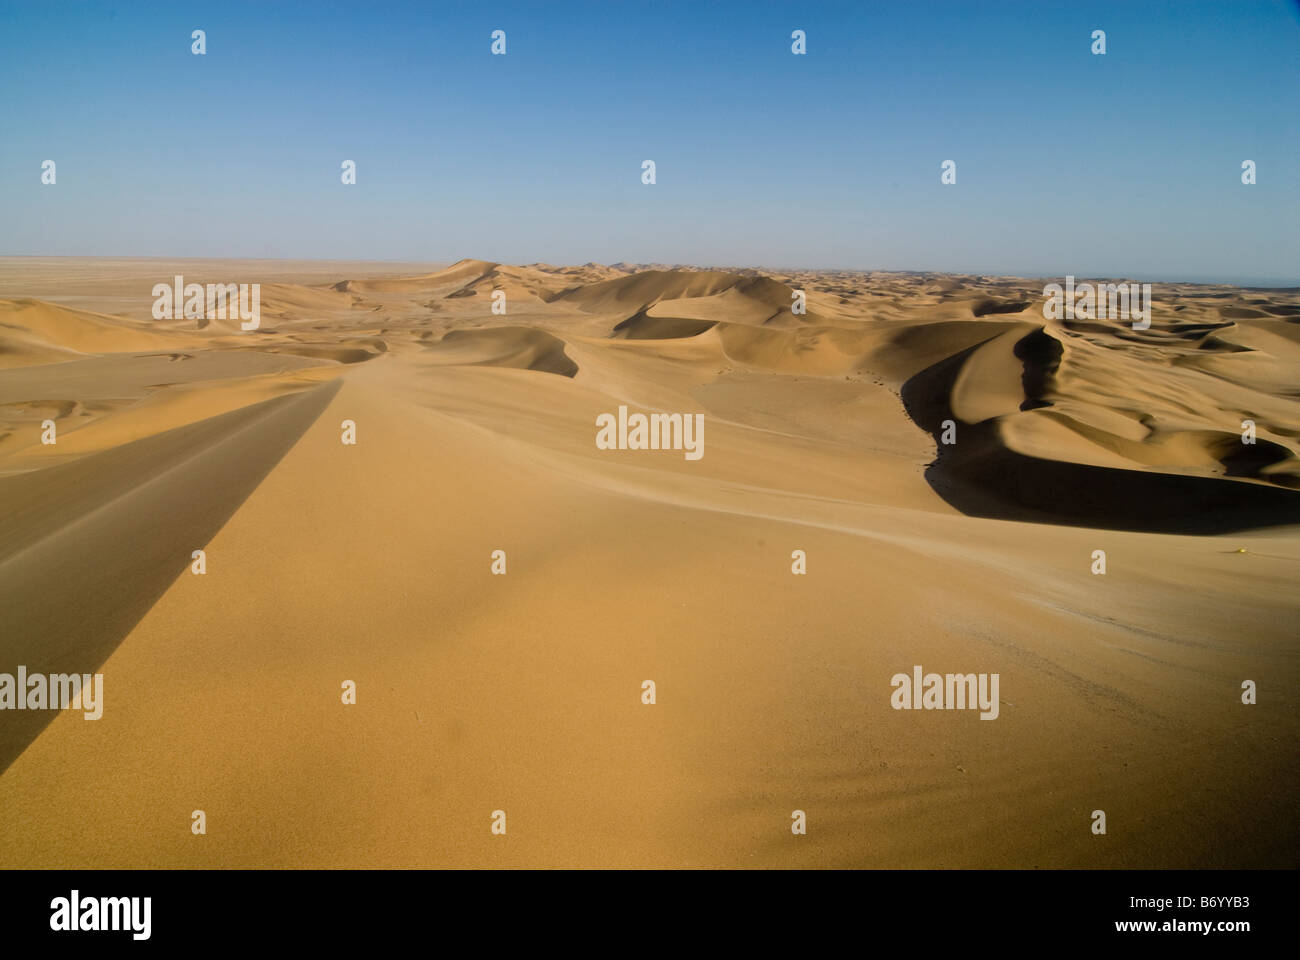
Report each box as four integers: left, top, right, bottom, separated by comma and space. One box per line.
0, 257, 1296, 867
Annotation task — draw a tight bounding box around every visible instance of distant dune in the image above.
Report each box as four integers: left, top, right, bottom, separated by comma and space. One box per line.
0, 257, 1296, 869
425, 326, 578, 378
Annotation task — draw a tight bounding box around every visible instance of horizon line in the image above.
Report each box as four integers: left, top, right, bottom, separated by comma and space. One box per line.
1, 253, 1297, 290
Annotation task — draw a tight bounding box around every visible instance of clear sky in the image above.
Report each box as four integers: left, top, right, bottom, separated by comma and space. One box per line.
1, 0, 1297, 283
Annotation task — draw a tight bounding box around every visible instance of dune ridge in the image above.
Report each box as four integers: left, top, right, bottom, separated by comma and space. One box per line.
0, 257, 1296, 868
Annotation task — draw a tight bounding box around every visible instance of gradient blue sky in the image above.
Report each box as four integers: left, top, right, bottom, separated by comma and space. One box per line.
1, 0, 1297, 282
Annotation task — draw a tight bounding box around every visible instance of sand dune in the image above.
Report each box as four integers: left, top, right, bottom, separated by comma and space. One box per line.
335, 258, 501, 296
0, 258, 1296, 868
0, 298, 187, 361
425, 326, 579, 377
0, 382, 339, 773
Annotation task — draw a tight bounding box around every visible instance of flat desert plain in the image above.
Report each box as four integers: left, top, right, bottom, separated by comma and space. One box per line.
0, 257, 1296, 868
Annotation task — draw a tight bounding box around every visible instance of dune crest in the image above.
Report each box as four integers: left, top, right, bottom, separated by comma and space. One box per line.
0, 257, 1297, 869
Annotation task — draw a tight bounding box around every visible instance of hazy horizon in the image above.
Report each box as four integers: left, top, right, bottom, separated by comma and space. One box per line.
1, 253, 1297, 290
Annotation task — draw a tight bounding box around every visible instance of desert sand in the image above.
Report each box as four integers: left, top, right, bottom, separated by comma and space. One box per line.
0, 256, 1296, 867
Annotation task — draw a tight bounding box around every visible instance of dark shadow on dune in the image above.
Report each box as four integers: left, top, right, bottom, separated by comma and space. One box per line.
0, 379, 340, 774
971, 298, 1031, 317
900, 335, 1300, 534
1013, 328, 1062, 410
1213, 435, 1294, 477
612, 309, 716, 340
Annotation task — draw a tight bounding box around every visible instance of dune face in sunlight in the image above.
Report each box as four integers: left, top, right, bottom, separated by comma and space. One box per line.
0, 257, 1297, 868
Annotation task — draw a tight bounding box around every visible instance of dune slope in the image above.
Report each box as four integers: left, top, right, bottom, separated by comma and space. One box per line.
0, 258, 1296, 868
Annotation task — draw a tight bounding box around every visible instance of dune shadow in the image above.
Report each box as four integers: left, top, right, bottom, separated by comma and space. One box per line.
900, 339, 1300, 534
0, 379, 340, 774
612, 309, 717, 340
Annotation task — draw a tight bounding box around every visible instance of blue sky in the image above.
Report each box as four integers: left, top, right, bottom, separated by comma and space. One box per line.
1, 0, 1297, 282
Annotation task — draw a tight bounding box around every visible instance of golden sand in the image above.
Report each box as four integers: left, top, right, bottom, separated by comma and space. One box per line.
0, 257, 1296, 867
